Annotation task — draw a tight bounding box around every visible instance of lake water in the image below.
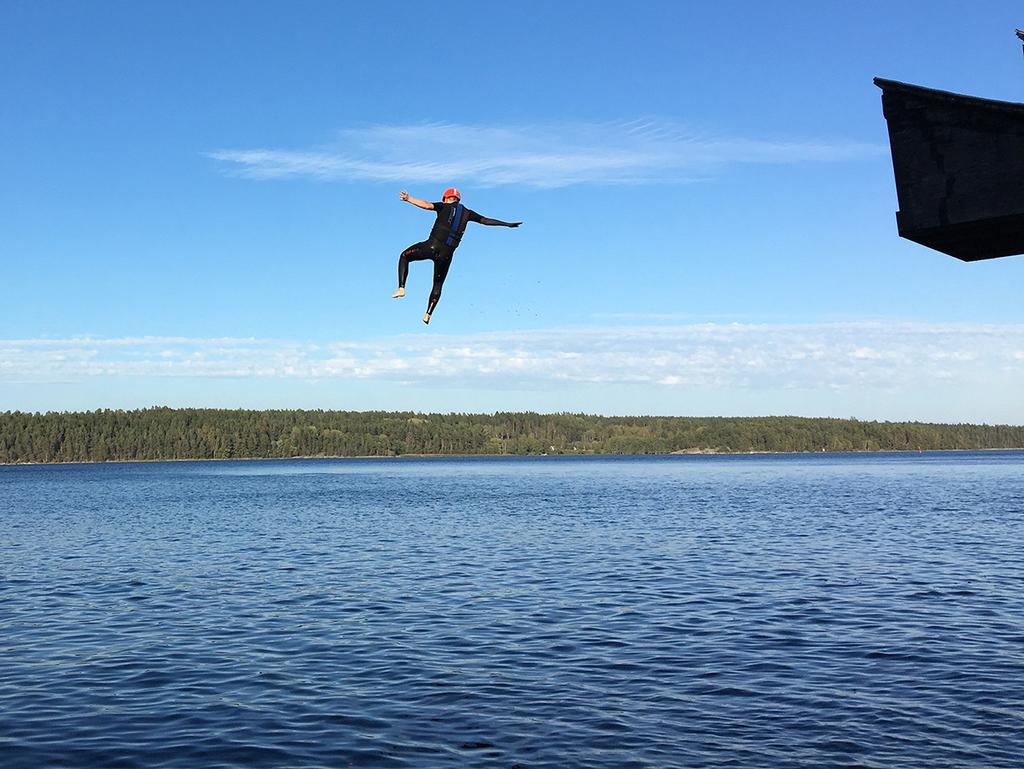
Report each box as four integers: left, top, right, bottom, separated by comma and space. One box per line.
2, 453, 1022, 768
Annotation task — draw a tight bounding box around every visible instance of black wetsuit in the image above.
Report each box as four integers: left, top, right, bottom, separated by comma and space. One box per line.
398, 201, 488, 316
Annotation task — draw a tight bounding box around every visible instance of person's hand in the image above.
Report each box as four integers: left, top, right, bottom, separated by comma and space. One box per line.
508, 222, 522, 228
400, 191, 409, 201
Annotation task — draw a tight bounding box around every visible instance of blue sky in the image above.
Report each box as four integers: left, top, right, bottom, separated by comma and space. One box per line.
3, 1, 1024, 422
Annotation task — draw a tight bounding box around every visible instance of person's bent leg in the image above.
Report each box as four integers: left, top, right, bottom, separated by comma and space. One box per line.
395, 242, 431, 298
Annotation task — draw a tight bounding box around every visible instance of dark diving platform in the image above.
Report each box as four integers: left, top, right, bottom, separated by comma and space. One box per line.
874, 77, 1024, 261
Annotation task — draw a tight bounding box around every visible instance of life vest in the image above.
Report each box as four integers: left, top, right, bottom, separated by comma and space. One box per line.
430, 202, 468, 249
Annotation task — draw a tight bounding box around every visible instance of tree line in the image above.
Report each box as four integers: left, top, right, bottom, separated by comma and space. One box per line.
1, 408, 1022, 464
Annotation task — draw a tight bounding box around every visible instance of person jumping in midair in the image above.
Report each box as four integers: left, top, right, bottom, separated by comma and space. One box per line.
394, 187, 521, 324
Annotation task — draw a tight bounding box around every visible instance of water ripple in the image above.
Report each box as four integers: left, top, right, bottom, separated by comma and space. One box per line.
2, 453, 1023, 768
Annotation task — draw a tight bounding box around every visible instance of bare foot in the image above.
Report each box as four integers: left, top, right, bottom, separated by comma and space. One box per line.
392, 288, 405, 299
422, 313, 431, 325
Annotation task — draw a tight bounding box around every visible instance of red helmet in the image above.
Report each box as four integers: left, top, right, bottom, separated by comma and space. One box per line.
442, 187, 461, 201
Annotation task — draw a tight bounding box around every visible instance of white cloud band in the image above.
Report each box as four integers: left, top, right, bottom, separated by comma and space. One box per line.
3, 323, 1022, 393
207, 120, 883, 188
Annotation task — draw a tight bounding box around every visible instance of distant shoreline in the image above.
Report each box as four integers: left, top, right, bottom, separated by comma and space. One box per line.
4, 446, 1024, 468
4, 408, 1023, 465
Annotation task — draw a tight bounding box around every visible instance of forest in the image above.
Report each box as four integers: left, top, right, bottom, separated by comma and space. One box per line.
1, 408, 1022, 464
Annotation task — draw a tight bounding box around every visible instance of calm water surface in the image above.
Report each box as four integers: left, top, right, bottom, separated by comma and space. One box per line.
2, 453, 1022, 768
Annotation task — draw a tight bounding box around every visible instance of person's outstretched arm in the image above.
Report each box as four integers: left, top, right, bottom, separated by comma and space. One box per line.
400, 190, 435, 210
474, 213, 522, 228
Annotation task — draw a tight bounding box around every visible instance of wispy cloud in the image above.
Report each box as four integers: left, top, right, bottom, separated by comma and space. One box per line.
3, 323, 1022, 395
207, 120, 883, 188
